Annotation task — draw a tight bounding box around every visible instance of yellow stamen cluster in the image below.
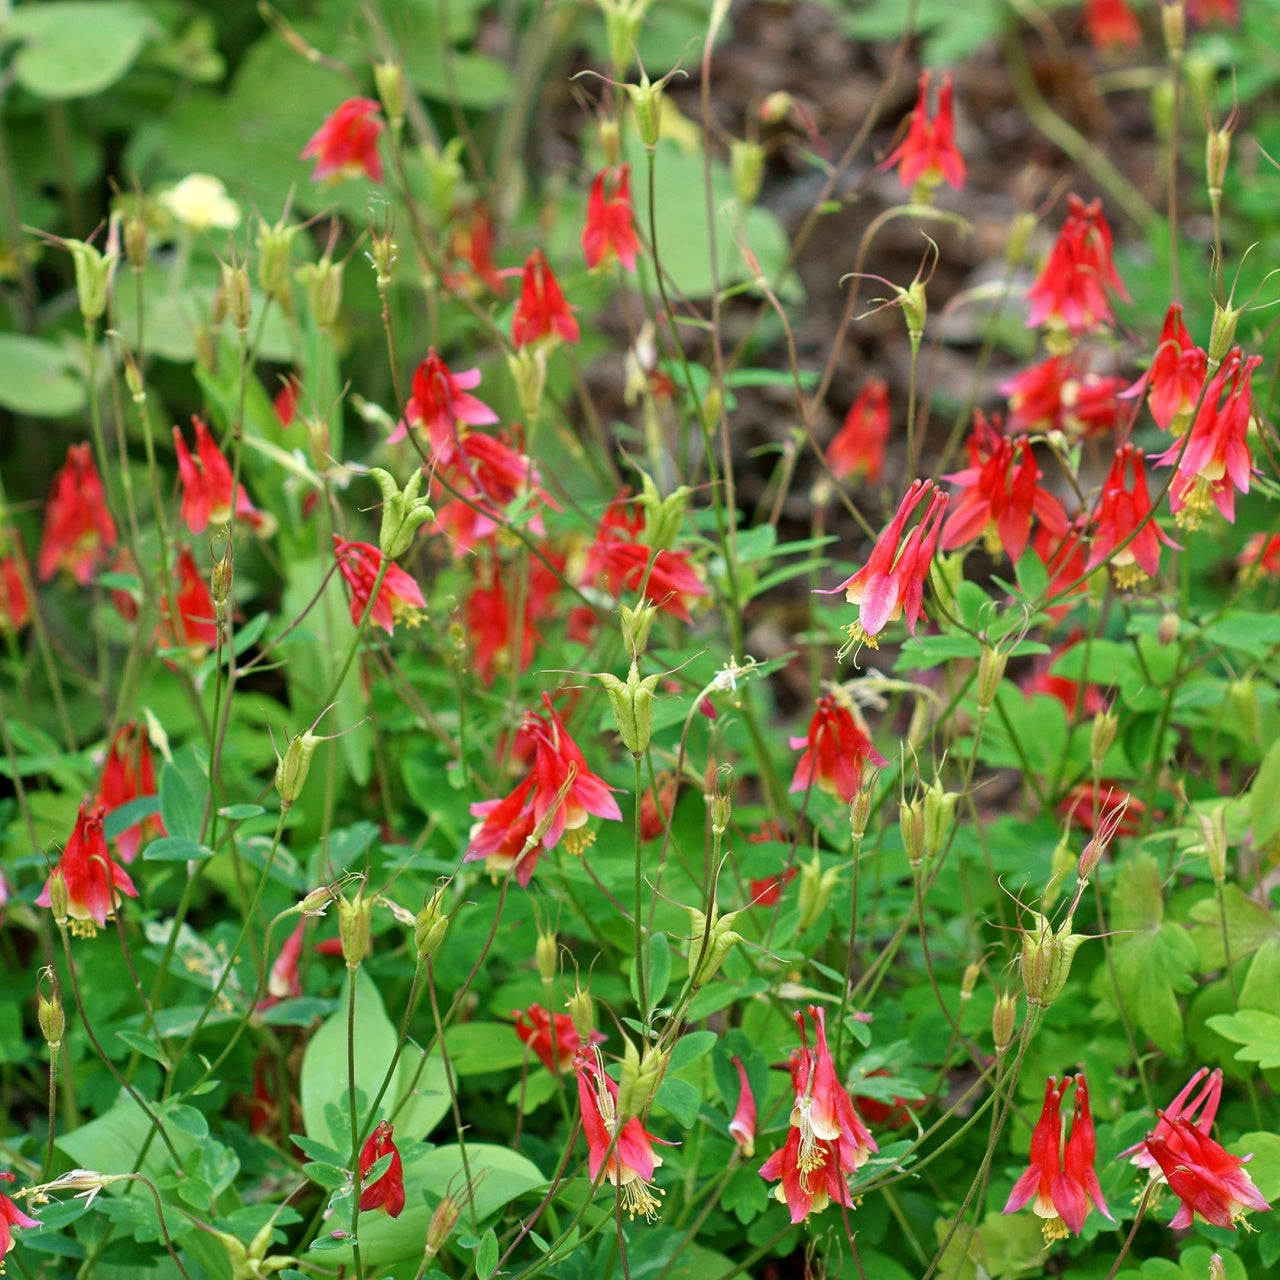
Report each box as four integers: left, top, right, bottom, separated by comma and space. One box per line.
561, 827, 596, 856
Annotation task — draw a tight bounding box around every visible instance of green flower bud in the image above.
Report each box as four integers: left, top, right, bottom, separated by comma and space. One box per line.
47, 869, 70, 925
374, 61, 405, 129
1090, 707, 1118, 771
68, 238, 118, 325
976, 645, 1007, 715
1198, 805, 1228, 887
535, 925, 558, 983
900, 795, 925, 870
421, 138, 466, 219
222, 260, 252, 334
849, 785, 872, 843
597, 662, 659, 757
992, 990, 1019, 1055
38, 966, 64, 1051
730, 139, 766, 206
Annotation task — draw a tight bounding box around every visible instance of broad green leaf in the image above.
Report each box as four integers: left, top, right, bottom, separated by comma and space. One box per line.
1237, 1132, 1280, 1201
57, 1095, 198, 1183
1188, 884, 1278, 968
159, 747, 207, 842
1110, 851, 1165, 932
444, 1021, 533, 1075
654, 1076, 700, 1127
1207, 1010, 1280, 1068
6, 2, 157, 99
1252, 738, 1280, 849
0, 334, 86, 417
142, 835, 212, 862
476, 1228, 499, 1280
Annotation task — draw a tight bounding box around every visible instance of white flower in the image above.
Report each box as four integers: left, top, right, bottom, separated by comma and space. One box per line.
159, 174, 241, 231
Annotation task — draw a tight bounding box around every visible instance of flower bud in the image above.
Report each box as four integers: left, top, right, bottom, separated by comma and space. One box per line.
759, 91, 793, 126
424, 1194, 462, 1259
899, 795, 925, 870
1198, 805, 1228, 886
923, 780, 958, 859
258, 216, 298, 315
638, 471, 689, 551
38, 967, 65, 1051
301, 255, 344, 331
1018, 911, 1086, 1008
849, 785, 872, 843
1089, 707, 1118, 771
1207, 125, 1233, 205
68, 238, 118, 325
796, 854, 841, 933
210, 547, 233, 610
1158, 611, 1180, 645
687, 903, 743, 987
976, 645, 1007, 715
730, 139, 765, 206
507, 346, 547, 421
567, 980, 595, 1042
275, 729, 320, 810
46, 869, 70, 926
620, 601, 656, 658
222, 260, 252, 334
374, 61, 405, 129
123, 209, 148, 271
368, 467, 434, 559
338, 887, 372, 972
597, 662, 659, 757
599, 117, 622, 167
300, 884, 337, 916
707, 764, 732, 836
992, 990, 1019, 1055
961, 960, 981, 1002
1207, 1254, 1226, 1280
626, 68, 664, 151
1207, 310, 1239, 371
535, 925, 558, 983
422, 137, 465, 218
415, 888, 449, 961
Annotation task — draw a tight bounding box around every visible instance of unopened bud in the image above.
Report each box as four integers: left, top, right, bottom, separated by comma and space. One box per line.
1207, 126, 1232, 203
301, 255, 344, 331
700, 385, 723, 433
626, 69, 664, 151
338, 888, 372, 972
1207, 1253, 1226, 1280
1162, 0, 1186, 59
374, 61, 405, 128
123, 209, 148, 271
708, 764, 732, 835
1207, 307, 1239, 370
688, 902, 743, 987
568, 981, 595, 1042
69, 238, 118, 325
620, 601, 656, 658
796, 854, 841, 933
300, 884, 337, 916
900, 795, 925, 870
597, 662, 658, 757
47, 869, 70, 925
992, 990, 1018, 1054
730, 139, 765, 206
1090, 708, 1118, 771
424, 1194, 462, 1259
415, 888, 449, 961
759, 91, 793, 126
275, 729, 320, 810
849, 785, 872, 843
38, 967, 65, 1050
258, 217, 298, 315
961, 960, 981, 1002
222, 261, 251, 334
535, 927, 558, 983
976, 645, 1007, 715
123, 348, 146, 404
1198, 805, 1228, 886
507, 346, 547, 421
1158, 611, 1180, 645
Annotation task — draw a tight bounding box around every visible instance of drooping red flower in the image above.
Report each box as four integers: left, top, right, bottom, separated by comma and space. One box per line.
387, 349, 498, 453
729, 1056, 757, 1158
1188, 0, 1239, 25
0, 553, 31, 635
447, 203, 507, 296
1034, 516, 1091, 620
466, 551, 561, 686
157, 547, 221, 656
1119, 1066, 1223, 1172
513, 1003, 604, 1073
1084, 0, 1142, 51
1239, 531, 1280, 580
1004, 1074, 1111, 1241
464, 695, 622, 885
1086, 445, 1177, 587
302, 98, 385, 183
880, 70, 966, 193
582, 495, 708, 622
1026, 195, 1128, 337
828, 378, 890, 483
36, 801, 138, 936
1147, 1117, 1270, 1230
1129, 303, 1206, 433
759, 1006, 877, 1223
173, 417, 266, 534
750, 868, 797, 908
273, 378, 300, 427
576, 1048, 664, 1220
97, 721, 164, 864
583, 165, 639, 272
358, 1121, 405, 1217
789, 695, 886, 804
511, 249, 579, 348
942, 417, 1068, 561
332, 537, 425, 634
1153, 347, 1258, 528
825, 479, 948, 650
0, 1172, 39, 1265
1059, 782, 1143, 836
639, 771, 680, 842
38, 443, 118, 585
259, 921, 306, 1010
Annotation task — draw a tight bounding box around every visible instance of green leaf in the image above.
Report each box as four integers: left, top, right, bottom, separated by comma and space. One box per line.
1188, 884, 1278, 968
220, 803, 266, 821
6, 2, 157, 99
142, 835, 212, 862
444, 1022, 532, 1075
1236, 1132, 1280, 1201
654, 1075, 701, 1127
669, 1030, 717, 1073
159, 747, 208, 842
115, 1028, 169, 1065
645, 932, 672, 1010
1252, 738, 1280, 849
476, 1228, 499, 1280
1206, 1010, 1280, 1068
0, 334, 86, 417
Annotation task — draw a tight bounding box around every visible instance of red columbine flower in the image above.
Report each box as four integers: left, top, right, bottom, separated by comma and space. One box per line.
1188, 0, 1239, 25
790, 694, 886, 804
97, 722, 164, 864
1239, 531, 1280, 580
828, 378, 890, 483
1034, 516, 1091, 620
36, 801, 138, 937
173, 417, 266, 534
729, 1056, 757, 1158
942, 418, 1068, 561
1084, 0, 1142, 51
1147, 1118, 1271, 1230
1153, 347, 1258, 528
1120, 1066, 1222, 1172
1026, 195, 1128, 338
512, 249, 579, 348
582, 496, 708, 621
826, 479, 948, 650
463, 695, 622, 885
880, 70, 966, 195
466, 551, 560, 686
302, 98, 384, 183
332, 537, 425, 634
158, 547, 221, 656
759, 1006, 877, 1224
1130, 302, 1207, 433
1086, 445, 1177, 588
358, 1121, 405, 1218
387, 349, 498, 454
0, 553, 30, 635
38, 443, 117, 584
583, 165, 639, 272
513, 1003, 604, 1073
257, 921, 306, 1010
0, 1173, 39, 1265
1004, 1074, 1111, 1241
447, 203, 506, 296
576, 1048, 664, 1221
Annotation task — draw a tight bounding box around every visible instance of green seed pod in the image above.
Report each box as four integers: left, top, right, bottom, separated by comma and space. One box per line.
597, 662, 659, 757
275, 730, 320, 811
68, 238, 118, 324
338, 888, 372, 972
415, 887, 450, 961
